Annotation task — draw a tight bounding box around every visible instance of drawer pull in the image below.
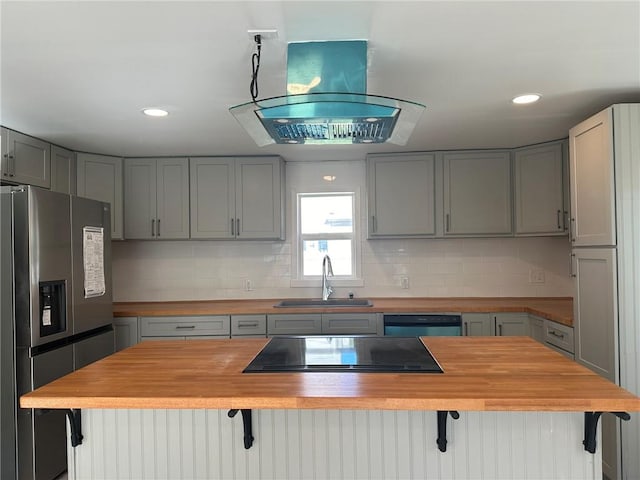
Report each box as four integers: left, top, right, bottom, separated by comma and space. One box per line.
239, 322, 259, 328
548, 330, 565, 339
175, 325, 196, 329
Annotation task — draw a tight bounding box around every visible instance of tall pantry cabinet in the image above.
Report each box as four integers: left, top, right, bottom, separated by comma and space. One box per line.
569, 104, 640, 480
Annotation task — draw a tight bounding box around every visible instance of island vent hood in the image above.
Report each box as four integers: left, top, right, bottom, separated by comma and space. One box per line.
229, 40, 425, 146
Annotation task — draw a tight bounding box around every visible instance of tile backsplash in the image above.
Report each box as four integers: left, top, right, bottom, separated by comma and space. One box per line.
111, 159, 573, 301
111, 236, 572, 301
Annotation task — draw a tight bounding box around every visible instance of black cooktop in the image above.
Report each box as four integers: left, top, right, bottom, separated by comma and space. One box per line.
243, 336, 443, 373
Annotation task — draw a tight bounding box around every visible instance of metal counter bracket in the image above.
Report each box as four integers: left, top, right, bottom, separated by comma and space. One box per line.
436, 410, 459, 452
583, 411, 630, 454
228, 409, 254, 449
65, 409, 83, 447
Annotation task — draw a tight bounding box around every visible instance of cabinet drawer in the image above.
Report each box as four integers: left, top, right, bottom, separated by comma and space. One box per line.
267, 314, 322, 336
232, 315, 267, 336
544, 320, 574, 354
140, 316, 230, 338
321, 313, 378, 335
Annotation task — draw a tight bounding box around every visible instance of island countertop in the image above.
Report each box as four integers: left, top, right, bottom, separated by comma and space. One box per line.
20, 336, 639, 412
113, 296, 573, 326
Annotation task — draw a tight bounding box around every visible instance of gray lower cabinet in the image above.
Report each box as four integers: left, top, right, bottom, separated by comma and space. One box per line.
139, 316, 230, 339
461, 313, 493, 336
231, 315, 267, 337
0, 127, 51, 188
113, 316, 139, 351
267, 313, 379, 336
528, 315, 545, 344
529, 314, 575, 359
493, 313, 529, 336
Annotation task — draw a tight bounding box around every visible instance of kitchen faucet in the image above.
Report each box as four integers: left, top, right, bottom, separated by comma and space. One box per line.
321, 254, 334, 301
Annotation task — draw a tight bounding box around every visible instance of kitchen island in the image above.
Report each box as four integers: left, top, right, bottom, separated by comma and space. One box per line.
21, 337, 640, 479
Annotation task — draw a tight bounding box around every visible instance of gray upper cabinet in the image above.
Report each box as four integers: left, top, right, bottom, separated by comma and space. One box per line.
190, 156, 284, 240
366, 153, 436, 237
1, 127, 51, 188
514, 142, 565, 235
569, 108, 616, 246
443, 151, 512, 236
77, 153, 124, 240
124, 158, 190, 240
50, 145, 76, 195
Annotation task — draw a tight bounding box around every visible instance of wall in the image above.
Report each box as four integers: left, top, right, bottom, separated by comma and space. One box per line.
111, 160, 573, 302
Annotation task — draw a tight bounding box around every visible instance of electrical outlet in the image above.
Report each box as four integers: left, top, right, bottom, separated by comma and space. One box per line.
528, 269, 545, 284
401, 276, 410, 289
245, 279, 252, 291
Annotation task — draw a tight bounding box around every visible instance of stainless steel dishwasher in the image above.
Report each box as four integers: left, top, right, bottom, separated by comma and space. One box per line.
383, 314, 462, 336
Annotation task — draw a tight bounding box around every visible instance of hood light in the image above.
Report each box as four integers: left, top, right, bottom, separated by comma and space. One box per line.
512, 94, 541, 105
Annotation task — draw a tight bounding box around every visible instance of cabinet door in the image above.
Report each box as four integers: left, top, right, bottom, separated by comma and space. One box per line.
321, 313, 378, 335
235, 157, 284, 239
189, 157, 235, 239
569, 108, 616, 246
573, 248, 618, 382
514, 143, 565, 235
113, 317, 139, 352
494, 313, 529, 336
443, 152, 512, 235
156, 158, 190, 239
1, 128, 51, 188
124, 158, 156, 239
528, 315, 545, 344
76, 153, 124, 240
461, 313, 493, 336
50, 145, 76, 195
367, 154, 436, 237
267, 314, 322, 336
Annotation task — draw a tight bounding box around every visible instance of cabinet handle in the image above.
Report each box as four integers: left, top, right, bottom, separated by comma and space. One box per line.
463, 323, 468, 336
548, 329, 565, 339
563, 210, 568, 231
371, 215, 376, 233
151, 219, 155, 237
157, 219, 161, 237
556, 210, 562, 229
8, 154, 15, 176
230, 218, 235, 236
445, 213, 450, 233
175, 325, 196, 329
570, 218, 576, 242
239, 322, 259, 328
236, 218, 240, 236
570, 253, 576, 278
498, 324, 503, 336
2, 153, 7, 176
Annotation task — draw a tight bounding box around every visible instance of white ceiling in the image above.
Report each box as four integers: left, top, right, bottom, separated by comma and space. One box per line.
1, 1, 639, 162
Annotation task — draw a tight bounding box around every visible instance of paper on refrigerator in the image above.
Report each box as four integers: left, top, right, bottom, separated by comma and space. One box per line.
83, 226, 105, 298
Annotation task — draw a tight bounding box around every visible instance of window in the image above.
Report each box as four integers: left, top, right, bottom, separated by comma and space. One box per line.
297, 192, 358, 281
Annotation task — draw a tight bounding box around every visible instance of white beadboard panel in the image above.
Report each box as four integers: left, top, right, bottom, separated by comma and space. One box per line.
68, 409, 600, 480
614, 104, 640, 480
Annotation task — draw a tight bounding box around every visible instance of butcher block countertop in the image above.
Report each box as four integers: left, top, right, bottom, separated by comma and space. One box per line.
113, 297, 573, 326
21, 336, 639, 412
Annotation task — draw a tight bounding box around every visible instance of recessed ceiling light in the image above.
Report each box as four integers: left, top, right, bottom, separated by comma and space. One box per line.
142, 108, 169, 117
323, 175, 336, 182
512, 94, 541, 105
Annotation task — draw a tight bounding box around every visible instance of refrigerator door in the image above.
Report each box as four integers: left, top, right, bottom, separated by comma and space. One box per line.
71, 196, 112, 334
73, 328, 115, 369
12, 187, 73, 348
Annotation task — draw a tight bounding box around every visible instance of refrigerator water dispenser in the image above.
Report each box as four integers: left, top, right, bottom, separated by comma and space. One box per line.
39, 281, 66, 337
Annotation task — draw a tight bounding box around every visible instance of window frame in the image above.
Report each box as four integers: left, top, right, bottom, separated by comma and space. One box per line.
291, 189, 363, 287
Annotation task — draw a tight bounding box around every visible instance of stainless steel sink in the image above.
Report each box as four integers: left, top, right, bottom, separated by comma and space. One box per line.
274, 298, 373, 308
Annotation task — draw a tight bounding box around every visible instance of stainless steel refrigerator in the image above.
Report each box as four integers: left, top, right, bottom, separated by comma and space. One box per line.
1, 185, 115, 480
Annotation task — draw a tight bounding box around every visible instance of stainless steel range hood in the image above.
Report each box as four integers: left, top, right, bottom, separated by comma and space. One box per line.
230, 40, 425, 146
